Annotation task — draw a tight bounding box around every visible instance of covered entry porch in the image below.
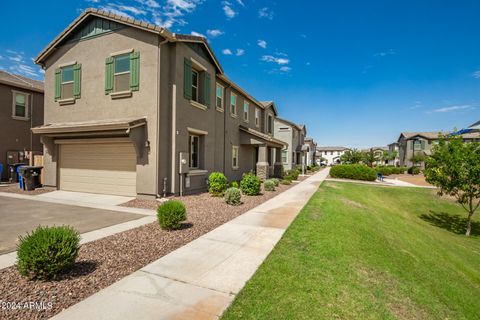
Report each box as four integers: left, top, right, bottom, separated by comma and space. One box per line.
239, 125, 287, 180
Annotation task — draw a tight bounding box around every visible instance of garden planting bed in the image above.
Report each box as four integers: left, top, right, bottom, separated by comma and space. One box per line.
0, 176, 308, 320
0, 183, 55, 195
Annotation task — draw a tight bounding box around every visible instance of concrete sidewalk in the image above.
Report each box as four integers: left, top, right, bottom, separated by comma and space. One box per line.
52, 169, 329, 320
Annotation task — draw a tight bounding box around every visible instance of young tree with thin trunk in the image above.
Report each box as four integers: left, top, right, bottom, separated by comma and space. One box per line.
424, 136, 480, 236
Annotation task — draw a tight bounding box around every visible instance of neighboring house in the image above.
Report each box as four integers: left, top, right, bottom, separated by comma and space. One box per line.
0, 71, 44, 181
32, 8, 286, 198
468, 120, 480, 131
316, 146, 348, 165
387, 142, 400, 166
304, 138, 317, 166
397, 131, 480, 168
273, 117, 306, 171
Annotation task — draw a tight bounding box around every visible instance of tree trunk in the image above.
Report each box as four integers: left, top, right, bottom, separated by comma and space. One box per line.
466, 199, 474, 236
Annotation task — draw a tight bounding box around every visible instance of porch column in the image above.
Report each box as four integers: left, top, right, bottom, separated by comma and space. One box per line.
256, 145, 269, 180
274, 147, 284, 178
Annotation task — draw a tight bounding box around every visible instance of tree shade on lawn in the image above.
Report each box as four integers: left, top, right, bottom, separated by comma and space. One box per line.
221, 182, 480, 320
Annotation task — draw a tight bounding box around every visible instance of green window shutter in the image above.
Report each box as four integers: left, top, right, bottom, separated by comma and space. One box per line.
73, 64, 82, 99
203, 72, 210, 107
54, 68, 61, 101
421, 140, 425, 149
183, 58, 192, 100
105, 56, 114, 94
411, 141, 414, 150
129, 51, 140, 91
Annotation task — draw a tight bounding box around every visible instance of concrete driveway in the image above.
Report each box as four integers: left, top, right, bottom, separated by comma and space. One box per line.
0, 196, 144, 254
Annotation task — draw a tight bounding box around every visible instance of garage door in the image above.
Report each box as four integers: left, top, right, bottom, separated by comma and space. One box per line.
59, 140, 136, 196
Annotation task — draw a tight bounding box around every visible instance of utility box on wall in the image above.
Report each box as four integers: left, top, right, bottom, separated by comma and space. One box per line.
179, 152, 189, 174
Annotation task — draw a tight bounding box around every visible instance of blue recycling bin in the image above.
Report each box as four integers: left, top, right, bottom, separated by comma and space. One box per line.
17, 165, 25, 189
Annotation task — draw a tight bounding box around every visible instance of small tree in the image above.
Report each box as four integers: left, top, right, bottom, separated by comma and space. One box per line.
410, 153, 426, 168
362, 148, 381, 167
383, 150, 398, 164
340, 149, 363, 164
424, 136, 480, 236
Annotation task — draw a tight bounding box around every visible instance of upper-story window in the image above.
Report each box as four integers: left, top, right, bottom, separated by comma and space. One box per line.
267, 114, 273, 134
412, 140, 425, 150
230, 93, 237, 116
12, 91, 29, 120
255, 108, 261, 127
191, 69, 199, 102
243, 101, 249, 122
216, 83, 224, 110
114, 54, 130, 92
105, 51, 140, 96
55, 63, 82, 102
183, 57, 210, 108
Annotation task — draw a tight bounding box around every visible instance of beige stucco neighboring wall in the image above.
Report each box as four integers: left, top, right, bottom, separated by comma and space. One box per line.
41, 27, 161, 198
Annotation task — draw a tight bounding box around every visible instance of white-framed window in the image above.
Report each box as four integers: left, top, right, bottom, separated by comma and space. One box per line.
114, 53, 130, 92
255, 107, 261, 127
189, 134, 200, 169
281, 150, 288, 164
232, 146, 239, 169
216, 82, 224, 110
191, 69, 199, 102
230, 93, 237, 116
12, 91, 29, 119
243, 101, 249, 122
61, 65, 74, 99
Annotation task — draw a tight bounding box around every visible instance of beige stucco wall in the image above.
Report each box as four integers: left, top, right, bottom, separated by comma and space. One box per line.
41, 27, 161, 197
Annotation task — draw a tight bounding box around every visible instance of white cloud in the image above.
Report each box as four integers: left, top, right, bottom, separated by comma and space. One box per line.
473, 70, 480, 78
374, 49, 396, 57
135, 0, 160, 8
257, 39, 267, 49
236, 49, 245, 56
222, 48, 233, 55
191, 31, 205, 38
279, 66, 291, 72
223, 3, 237, 18
236, 0, 245, 6
258, 7, 274, 20
207, 29, 224, 38
261, 55, 289, 65
0, 50, 43, 78
432, 105, 474, 113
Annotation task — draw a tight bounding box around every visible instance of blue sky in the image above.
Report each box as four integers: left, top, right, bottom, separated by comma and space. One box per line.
1, 0, 479, 148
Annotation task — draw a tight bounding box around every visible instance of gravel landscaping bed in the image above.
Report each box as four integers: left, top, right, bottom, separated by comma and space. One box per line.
0, 183, 55, 195
0, 175, 309, 320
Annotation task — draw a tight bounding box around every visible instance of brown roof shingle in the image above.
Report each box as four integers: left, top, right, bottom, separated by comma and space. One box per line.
0, 70, 44, 92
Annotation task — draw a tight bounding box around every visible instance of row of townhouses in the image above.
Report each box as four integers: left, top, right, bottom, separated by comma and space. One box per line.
1, 9, 318, 199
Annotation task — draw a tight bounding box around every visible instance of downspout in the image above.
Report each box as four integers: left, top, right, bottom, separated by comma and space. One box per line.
156, 37, 169, 198
30, 93, 34, 152
223, 82, 232, 173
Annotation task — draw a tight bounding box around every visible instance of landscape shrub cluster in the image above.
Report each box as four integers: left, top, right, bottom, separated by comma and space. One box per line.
330, 164, 377, 181
17, 225, 80, 280
240, 172, 262, 195
408, 166, 421, 175
224, 187, 242, 205
208, 172, 228, 196
264, 179, 276, 191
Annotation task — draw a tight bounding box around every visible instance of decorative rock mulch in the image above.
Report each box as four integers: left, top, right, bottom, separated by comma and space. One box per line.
0, 176, 309, 320
0, 184, 55, 196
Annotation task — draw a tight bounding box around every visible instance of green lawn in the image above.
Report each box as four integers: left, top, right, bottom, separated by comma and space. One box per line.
222, 182, 480, 320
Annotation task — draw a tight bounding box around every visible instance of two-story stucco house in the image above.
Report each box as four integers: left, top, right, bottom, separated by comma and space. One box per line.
273, 117, 307, 171
304, 137, 317, 166
316, 146, 348, 165
387, 142, 400, 166
32, 9, 286, 198
0, 71, 44, 181
397, 131, 480, 167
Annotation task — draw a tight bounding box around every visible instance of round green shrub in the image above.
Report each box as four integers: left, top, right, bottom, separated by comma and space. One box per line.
230, 181, 239, 188
408, 166, 421, 175
281, 179, 292, 185
330, 164, 377, 181
264, 179, 276, 191
270, 178, 280, 187
224, 187, 242, 205
157, 200, 187, 230
208, 172, 228, 196
240, 172, 261, 196
284, 169, 300, 181
376, 166, 407, 176
17, 225, 80, 280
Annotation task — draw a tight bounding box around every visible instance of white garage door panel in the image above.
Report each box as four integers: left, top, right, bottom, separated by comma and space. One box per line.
59, 142, 137, 196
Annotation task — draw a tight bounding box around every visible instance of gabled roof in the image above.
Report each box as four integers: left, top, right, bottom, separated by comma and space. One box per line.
275, 117, 305, 131
217, 74, 265, 109
0, 70, 44, 92
398, 131, 449, 141
469, 120, 480, 129
35, 8, 223, 73
317, 146, 348, 151
260, 101, 279, 116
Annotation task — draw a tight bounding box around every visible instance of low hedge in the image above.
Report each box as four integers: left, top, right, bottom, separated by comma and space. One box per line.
330, 164, 376, 181
408, 166, 421, 175
376, 166, 407, 176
